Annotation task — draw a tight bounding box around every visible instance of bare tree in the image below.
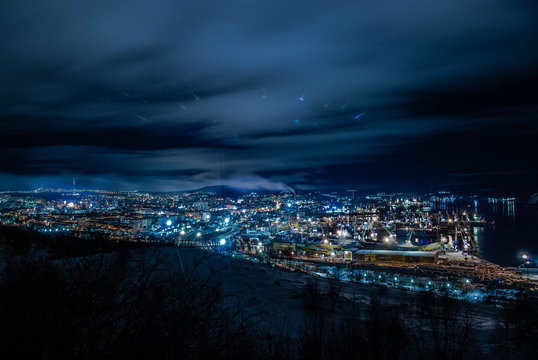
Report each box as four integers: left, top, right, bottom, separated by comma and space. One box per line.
303, 279, 324, 312
326, 280, 341, 312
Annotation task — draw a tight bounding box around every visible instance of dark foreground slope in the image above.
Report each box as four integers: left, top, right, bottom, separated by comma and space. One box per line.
0, 229, 537, 359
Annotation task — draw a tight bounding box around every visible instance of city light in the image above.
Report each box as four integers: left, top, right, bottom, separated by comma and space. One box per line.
0, 189, 529, 307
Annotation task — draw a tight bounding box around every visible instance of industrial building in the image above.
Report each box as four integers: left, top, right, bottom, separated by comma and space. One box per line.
353, 249, 439, 264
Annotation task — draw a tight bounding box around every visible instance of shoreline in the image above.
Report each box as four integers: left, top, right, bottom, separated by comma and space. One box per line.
229, 249, 538, 302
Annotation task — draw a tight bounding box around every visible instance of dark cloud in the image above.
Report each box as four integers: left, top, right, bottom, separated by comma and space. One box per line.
401, 72, 538, 119
1, 0, 537, 193
0, 116, 239, 150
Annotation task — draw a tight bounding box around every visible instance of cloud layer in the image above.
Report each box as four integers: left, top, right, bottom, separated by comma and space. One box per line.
1, 0, 537, 193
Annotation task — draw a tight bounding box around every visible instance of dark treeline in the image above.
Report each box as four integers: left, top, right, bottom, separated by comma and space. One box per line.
0, 229, 537, 359
299, 278, 538, 360
0, 247, 266, 360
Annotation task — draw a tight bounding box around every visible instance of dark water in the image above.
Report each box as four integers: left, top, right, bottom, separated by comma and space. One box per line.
431, 197, 538, 267
476, 200, 538, 267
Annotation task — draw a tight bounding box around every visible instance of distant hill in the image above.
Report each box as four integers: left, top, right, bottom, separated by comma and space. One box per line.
183, 185, 292, 196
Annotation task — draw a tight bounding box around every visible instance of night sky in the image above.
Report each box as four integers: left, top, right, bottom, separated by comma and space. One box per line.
1, 0, 537, 195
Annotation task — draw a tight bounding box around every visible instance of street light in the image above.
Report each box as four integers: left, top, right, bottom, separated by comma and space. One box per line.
521, 254, 531, 284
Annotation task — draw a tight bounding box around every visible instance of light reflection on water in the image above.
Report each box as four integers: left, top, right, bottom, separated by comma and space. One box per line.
430, 197, 536, 266
478, 200, 533, 266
